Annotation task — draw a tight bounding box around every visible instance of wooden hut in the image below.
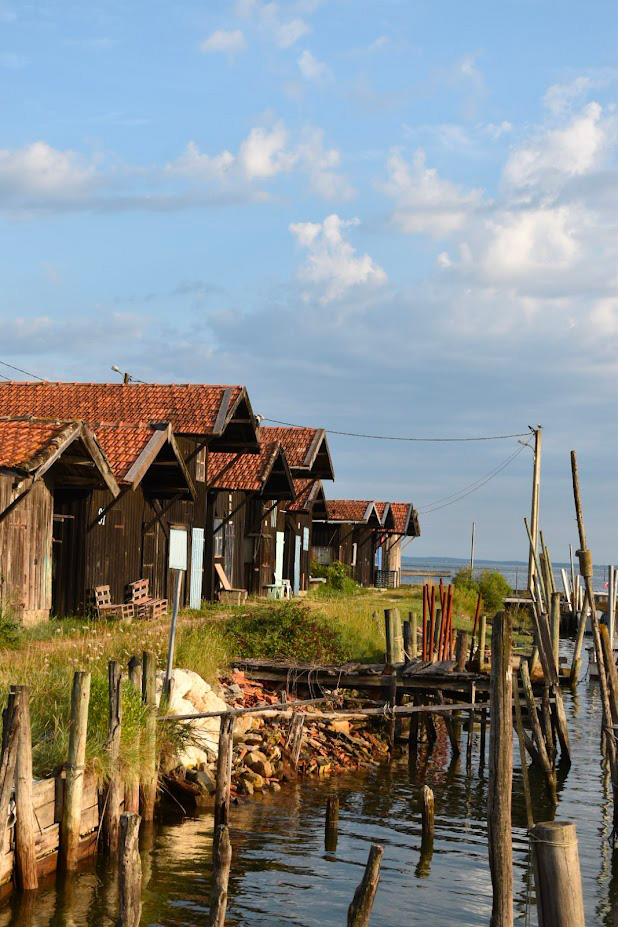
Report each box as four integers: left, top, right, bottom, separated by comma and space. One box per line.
0, 382, 261, 615
0, 418, 120, 624
373, 502, 421, 587
312, 500, 383, 587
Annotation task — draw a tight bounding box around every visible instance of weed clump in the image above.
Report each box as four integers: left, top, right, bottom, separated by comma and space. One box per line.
310, 560, 365, 598
453, 567, 512, 616
224, 601, 350, 663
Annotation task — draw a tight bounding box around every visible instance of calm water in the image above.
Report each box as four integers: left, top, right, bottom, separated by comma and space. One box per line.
1, 643, 616, 926
401, 557, 611, 594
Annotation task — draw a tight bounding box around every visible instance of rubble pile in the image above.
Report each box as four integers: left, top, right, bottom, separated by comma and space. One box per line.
162, 668, 389, 810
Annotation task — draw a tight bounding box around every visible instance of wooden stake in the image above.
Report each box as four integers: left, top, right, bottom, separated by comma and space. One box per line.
288, 713, 305, 768
209, 824, 232, 927
550, 591, 561, 675
347, 844, 383, 927
479, 706, 487, 770
435, 691, 460, 758
428, 587, 436, 661
124, 659, 141, 815
402, 620, 412, 666
0, 691, 19, 858
325, 795, 339, 852
102, 661, 123, 855
520, 661, 557, 804
214, 713, 235, 831
13, 686, 38, 891
141, 651, 157, 822
455, 630, 469, 672
513, 671, 533, 829
384, 609, 404, 665
470, 592, 482, 662
421, 784, 434, 846
477, 614, 487, 670
487, 612, 513, 927
422, 586, 428, 661
60, 671, 91, 871
531, 821, 585, 927
116, 812, 142, 927
409, 611, 418, 659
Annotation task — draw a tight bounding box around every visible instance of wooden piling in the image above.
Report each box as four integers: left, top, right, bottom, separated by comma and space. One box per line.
421, 784, 434, 846
470, 592, 482, 662
531, 821, 585, 927
428, 587, 436, 661
60, 671, 91, 871
551, 592, 561, 675
384, 609, 404, 665
209, 824, 232, 927
288, 713, 305, 768
214, 713, 235, 830
102, 661, 123, 855
0, 690, 19, 858
477, 614, 487, 670
347, 844, 383, 927
487, 612, 513, 927
124, 659, 141, 815
520, 661, 557, 804
409, 611, 418, 659
403, 620, 412, 666
325, 795, 339, 851
13, 686, 38, 891
455, 631, 469, 672
116, 812, 142, 927
422, 586, 428, 661
435, 691, 460, 758
479, 706, 487, 769
433, 608, 442, 659
141, 651, 157, 822
513, 671, 534, 829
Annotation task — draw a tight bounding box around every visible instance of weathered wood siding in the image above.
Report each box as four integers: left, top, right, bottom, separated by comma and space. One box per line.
0, 474, 53, 624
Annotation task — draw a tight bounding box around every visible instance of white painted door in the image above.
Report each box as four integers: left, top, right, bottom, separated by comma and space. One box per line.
293, 534, 301, 595
275, 531, 285, 584
189, 528, 205, 609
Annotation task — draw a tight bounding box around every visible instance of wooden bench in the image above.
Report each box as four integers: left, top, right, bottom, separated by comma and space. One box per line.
94, 586, 134, 621
127, 579, 167, 620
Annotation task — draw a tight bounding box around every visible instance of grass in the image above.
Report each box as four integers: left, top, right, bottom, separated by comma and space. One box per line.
0, 581, 532, 778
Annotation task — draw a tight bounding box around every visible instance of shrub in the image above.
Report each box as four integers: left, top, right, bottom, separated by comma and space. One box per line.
452, 566, 511, 616
310, 560, 363, 599
223, 601, 349, 663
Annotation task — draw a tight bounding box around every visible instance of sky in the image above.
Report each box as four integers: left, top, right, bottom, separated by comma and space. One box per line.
1, 0, 617, 562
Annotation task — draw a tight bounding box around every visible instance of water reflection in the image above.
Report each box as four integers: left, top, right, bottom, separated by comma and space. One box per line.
0, 644, 616, 925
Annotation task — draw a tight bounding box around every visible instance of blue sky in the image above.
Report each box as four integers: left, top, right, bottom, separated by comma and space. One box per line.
1, 0, 617, 561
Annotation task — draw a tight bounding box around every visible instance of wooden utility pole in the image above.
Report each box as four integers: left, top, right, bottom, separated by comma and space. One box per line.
527, 426, 542, 592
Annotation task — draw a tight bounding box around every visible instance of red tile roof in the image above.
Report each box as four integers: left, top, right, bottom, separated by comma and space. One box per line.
208, 442, 286, 493
325, 500, 377, 523
0, 382, 242, 436
94, 423, 160, 481
0, 418, 75, 470
374, 502, 388, 521
259, 426, 317, 468
287, 478, 317, 512
390, 502, 412, 534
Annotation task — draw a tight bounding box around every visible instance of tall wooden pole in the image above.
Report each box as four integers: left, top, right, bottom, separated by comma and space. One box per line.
487, 612, 513, 927
527, 426, 542, 592
60, 671, 91, 871
13, 686, 38, 891
531, 821, 585, 927
116, 813, 142, 927
347, 844, 384, 927
141, 651, 157, 822
102, 661, 123, 855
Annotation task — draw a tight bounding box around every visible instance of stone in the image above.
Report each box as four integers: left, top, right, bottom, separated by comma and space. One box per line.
241, 768, 265, 789
269, 782, 281, 792
247, 751, 273, 778
243, 732, 264, 746
239, 777, 254, 795
194, 768, 217, 795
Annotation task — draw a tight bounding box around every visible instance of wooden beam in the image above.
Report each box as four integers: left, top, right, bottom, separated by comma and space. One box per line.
79, 426, 121, 498
213, 387, 235, 436
123, 426, 170, 488
212, 493, 254, 535
167, 430, 196, 500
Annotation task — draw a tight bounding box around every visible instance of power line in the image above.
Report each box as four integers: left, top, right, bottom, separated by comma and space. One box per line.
0, 359, 46, 381
417, 443, 530, 510
263, 417, 529, 442
417, 443, 527, 515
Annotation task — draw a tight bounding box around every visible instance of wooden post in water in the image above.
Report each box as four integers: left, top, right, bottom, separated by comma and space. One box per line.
520, 661, 557, 804
124, 659, 141, 815
141, 651, 157, 822
477, 614, 487, 670
421, 784, 434, 846
209, 824, 232, 927
325, 795, 339, 851
214, 713, 235, 831
403, 620, 412, 666
513, 672, 534, 829
531, 821, 585, 927
0, 691, 19, 858
479, 706, 487, 770
487, 612, 513, 927
102, 661, 123, 855
60, 671, 91, 871
347, 844, 384, 927
551, 592, 561, 675
13, 686, 38, 891
116, 812, 142, 927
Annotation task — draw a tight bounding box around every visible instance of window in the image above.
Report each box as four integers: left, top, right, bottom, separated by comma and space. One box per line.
313, 546, 333, 565
195, 448, 206, 482
351, 543, 357, 567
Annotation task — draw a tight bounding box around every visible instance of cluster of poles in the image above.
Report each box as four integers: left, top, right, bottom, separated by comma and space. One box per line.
420, 580, 461, 662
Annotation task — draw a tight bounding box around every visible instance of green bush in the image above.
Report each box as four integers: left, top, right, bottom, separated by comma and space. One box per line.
452, 566, 511, 615
223, 601, 350, 663
310, 560, 363, 598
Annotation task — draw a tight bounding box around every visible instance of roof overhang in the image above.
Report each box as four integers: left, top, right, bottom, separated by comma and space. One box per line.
123, 424, 196, 500
209, 386, 260, 454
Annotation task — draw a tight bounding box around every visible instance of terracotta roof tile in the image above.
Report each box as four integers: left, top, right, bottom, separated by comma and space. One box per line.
259, 426, 319, 468
326, 500, 376, 523
389, 502, 412, 534
94, 424, 160, 481
0, 382, 242, 436
208, 442, 283, 492
0, 418, 74, 470
287, 478, 316, 512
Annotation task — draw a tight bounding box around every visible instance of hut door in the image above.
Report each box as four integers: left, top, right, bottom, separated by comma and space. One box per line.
274, 531, 284, 584
51, 489, 86, 616
190, 528, 205, 609
293, 534, 301, 595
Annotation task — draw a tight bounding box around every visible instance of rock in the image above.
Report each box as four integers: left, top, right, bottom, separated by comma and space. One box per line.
269, 782, 281, 792
243, 732, 264, 746
194, 768, 217, 795
241, 768, 265, 789
155, 667, 228, 766
233, 714, 255, 740
239, 777, 254, 795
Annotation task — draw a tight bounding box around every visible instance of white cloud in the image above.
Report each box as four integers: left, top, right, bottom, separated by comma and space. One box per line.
200, 29, 246, 54
295, 127, 355, 200
290, 214, 386, 303
298, 49, 330, 82
379, 148, 482, 236
544, 76, 594, 115
166, 141, 236, 179
480, 206, 581, 281
504, 102, 612, 191
237, 122, 296, 178
237, 1, 310, 47
0, 141, 95, 199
